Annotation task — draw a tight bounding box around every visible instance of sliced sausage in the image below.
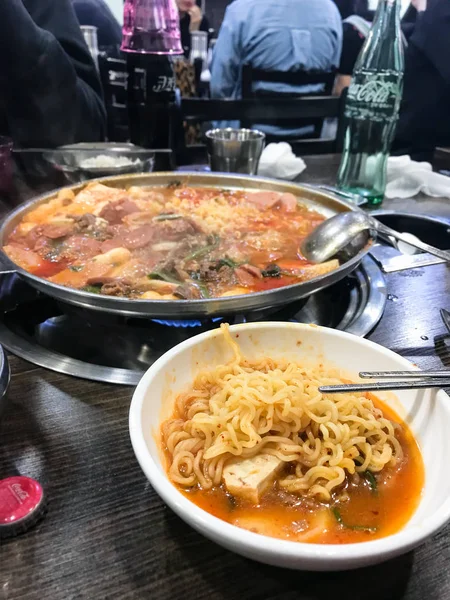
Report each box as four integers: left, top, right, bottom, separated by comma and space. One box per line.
26, 225, 44, 249
122, 224, 158, 249
235, 267, 256, 287
99, 198, 140, 224
62, 235, 102, 258
100, 238, 124, 253
240, 264, 263, 279
41, 223, 74, 239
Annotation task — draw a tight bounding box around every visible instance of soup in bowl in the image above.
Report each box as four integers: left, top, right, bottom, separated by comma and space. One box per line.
129, 323, 450, 570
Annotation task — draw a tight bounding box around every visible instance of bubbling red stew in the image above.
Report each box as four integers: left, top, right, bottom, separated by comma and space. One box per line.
3, 182, 338, 300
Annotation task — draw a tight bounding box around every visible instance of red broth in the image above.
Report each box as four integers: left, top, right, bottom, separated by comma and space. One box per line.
3, 184, 335, 299
167, 397, 424, 544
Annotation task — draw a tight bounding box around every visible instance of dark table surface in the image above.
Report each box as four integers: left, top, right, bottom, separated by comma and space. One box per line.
1, 155, 450, 600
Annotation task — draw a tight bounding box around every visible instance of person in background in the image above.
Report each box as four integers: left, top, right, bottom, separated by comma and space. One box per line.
176, 0, 210, 58
400, 0, 420, 37
72, 0, 122, 57
0, 0, 105, 147
394, 0, 450, 159
333, 0, 356, 19
334, 16, 371, 95
334, 0, 425, 95
210, 0, 342, 136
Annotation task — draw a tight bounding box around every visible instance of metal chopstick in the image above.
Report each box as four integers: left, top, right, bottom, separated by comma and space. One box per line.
319, 379, 450, 394
359, 370, 450, 379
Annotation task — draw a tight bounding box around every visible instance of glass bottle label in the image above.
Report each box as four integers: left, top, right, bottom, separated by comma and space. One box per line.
345, 70, 403, 121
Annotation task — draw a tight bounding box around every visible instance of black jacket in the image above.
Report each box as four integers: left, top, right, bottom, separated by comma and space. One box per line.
179, 13, 210, 58
72, 0, 122, 55
0, 0, 106, 147
395, 0, 450, 159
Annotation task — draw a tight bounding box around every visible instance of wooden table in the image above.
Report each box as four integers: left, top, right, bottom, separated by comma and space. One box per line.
1, 156, 450, 600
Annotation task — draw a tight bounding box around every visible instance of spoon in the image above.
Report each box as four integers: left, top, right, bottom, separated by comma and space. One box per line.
300, 211, 450, 264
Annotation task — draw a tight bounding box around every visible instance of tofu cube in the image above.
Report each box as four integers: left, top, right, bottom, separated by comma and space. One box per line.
223, 454, 284, 504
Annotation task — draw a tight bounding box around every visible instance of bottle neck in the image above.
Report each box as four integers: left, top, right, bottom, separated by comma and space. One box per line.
355, 0, 403, 72
372, 0, 401, 36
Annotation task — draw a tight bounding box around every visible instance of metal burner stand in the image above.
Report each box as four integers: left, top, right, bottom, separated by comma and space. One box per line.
0, 256, 386, 385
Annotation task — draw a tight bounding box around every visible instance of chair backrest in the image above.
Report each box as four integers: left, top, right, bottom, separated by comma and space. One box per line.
241, 64, 338, 139
180, 91, 347, 158
241, 64, 337, 98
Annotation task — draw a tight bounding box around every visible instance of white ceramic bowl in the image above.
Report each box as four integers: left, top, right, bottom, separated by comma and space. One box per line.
129, 323, 450, 571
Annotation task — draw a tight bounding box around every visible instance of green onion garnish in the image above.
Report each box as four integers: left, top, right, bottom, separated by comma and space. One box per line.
331, 507, 378, 532
148, 271, 182, 284
364, 470, 378, 494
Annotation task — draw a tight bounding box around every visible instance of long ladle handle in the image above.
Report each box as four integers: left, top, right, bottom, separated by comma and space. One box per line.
372, 219, 450, 262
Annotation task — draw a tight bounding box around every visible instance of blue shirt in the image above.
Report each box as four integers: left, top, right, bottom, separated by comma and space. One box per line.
210, 0, 342, 135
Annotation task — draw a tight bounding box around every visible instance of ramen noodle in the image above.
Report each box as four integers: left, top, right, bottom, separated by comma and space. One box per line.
161, 324, 424, 544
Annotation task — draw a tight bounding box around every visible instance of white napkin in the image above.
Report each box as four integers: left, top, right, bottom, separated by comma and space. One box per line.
386, 155, 450, 199
257, 142, 306, 180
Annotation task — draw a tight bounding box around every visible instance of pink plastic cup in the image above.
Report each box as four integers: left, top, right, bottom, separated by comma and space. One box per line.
121, 0, 183, 55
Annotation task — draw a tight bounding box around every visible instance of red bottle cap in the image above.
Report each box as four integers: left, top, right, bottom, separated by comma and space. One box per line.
0, 476, 46, 538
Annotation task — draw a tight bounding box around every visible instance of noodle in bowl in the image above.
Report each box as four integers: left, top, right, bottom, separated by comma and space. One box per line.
129, 323, 450, 570
164, 326, 404, 503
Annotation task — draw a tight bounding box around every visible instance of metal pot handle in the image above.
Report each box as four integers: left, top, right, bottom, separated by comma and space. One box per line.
369, 244, 445, 273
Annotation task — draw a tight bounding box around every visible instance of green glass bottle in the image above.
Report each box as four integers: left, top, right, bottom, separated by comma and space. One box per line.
336, 0, 404, 206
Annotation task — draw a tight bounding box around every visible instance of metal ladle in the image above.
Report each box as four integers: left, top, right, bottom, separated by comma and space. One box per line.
300, 211, 450, 264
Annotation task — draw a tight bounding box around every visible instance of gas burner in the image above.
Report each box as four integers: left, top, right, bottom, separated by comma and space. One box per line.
0, 257, 386, 385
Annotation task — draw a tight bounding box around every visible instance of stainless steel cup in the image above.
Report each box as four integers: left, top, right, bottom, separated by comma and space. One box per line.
205, 128, 265, 175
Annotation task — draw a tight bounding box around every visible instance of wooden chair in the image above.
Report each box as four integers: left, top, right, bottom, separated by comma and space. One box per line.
241, 64, 337, 139
241, 64, 336, 98
179, 92, 347, 164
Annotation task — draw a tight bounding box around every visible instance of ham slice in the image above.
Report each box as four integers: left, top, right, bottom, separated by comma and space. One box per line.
279, 193, 298, 212
248, 191, 298, 212
248, 191, 282, 210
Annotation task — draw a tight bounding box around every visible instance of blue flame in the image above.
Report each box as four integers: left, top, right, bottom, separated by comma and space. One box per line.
151, 317, 223, 328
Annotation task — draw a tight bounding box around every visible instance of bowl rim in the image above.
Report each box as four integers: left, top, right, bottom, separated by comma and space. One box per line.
129, 322, 450, 564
